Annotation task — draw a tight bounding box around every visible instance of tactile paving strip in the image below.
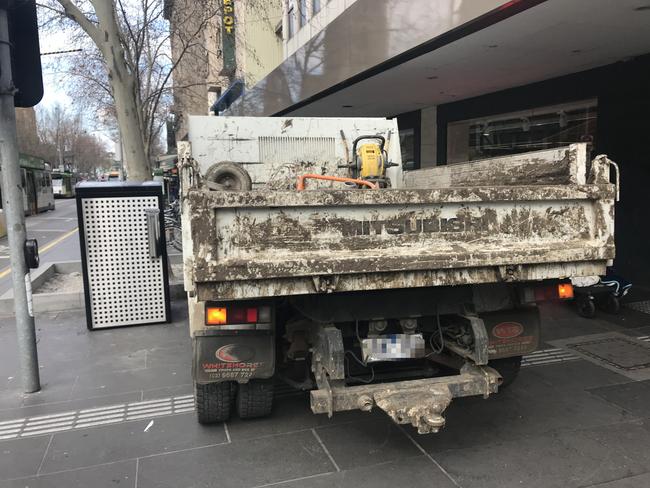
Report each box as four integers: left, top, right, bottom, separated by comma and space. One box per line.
0, 395, 195, 440
2, 337, 647, 441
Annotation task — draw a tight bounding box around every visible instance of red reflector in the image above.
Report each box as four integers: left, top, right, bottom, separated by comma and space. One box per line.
246, 308, 258, 323
229, 308, 246, 323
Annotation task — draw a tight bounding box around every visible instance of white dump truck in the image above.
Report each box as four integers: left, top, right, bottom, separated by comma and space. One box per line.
178, 116, 617, 433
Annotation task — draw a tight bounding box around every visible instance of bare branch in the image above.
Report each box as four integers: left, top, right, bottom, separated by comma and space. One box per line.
56, 0, 102, 45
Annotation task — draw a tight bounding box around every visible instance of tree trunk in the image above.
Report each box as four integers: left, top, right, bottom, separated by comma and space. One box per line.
91, 0, 150, 181
110, 70, 150, 180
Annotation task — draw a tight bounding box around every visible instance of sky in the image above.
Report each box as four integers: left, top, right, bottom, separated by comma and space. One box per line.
38, 27, 117, 151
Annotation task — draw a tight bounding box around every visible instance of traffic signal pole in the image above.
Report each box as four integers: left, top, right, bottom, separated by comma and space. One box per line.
0, 7, 40, 393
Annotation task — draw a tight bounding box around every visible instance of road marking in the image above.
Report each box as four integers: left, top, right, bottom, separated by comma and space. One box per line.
30, 229, 72, 233
0, 227, 78, 279
38, 227, 78, 253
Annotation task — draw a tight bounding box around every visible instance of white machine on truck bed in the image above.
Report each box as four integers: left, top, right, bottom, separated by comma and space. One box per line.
179, 116, 617, 434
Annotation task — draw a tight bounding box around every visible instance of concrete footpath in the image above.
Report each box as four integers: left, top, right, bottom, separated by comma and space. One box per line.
1, 300, 650, 488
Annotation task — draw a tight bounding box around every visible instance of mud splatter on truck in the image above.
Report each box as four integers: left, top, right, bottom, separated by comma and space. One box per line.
179, 116, 617, 434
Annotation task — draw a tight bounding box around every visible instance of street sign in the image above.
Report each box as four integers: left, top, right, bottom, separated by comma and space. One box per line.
3, 0, 43, 107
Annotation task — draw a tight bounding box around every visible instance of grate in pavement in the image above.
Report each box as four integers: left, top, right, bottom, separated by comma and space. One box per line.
568, 336, 650, 371
551, 333, 650, 381
624, 300, 650, 314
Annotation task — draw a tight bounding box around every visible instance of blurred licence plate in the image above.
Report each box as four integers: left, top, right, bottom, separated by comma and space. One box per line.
361, 334, 426, 362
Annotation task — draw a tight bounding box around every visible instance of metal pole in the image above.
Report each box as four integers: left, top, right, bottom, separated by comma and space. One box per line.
0, 8, 40, 393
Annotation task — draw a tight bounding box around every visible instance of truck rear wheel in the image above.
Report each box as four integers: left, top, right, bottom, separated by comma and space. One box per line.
195, 381, 234, 424
237, 379, 274, 419
489, 356, 522, 388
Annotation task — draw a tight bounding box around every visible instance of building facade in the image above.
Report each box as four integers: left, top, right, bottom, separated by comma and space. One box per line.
165, 0, 284, 140
226, 0, 650, 286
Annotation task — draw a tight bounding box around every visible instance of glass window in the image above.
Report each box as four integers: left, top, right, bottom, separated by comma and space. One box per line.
447, 99, 598, 164
313, 0, 321, 14
299, 0, 307, 27
287, 6, 295, 38
399, 128, 416, 169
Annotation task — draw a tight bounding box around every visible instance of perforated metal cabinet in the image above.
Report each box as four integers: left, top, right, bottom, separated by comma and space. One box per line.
76, 182, 171, 329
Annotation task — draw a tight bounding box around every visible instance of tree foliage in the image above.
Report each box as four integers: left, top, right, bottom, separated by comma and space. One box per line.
37, 0, 281, 179
18, 104, 113, 176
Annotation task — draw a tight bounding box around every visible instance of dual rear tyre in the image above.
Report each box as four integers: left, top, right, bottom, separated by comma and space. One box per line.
195, 379, 274, 424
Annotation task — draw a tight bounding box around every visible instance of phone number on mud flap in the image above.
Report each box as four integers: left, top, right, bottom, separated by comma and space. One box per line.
488, 336, 535, 355
202, 362, 263, 379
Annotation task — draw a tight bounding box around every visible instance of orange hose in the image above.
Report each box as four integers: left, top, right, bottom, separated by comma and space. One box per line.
296, 174, 377, 191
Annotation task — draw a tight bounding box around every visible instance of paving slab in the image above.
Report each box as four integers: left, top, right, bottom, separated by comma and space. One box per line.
587, 380, 650, 418
313, 418, 421, 471
584, 472, 650, 487
136, 430, 335, 488
413, 368, 634, 452
433, 421, 650, 488
143, 344, 193, 370
226, 392, 385, 442
526, 359, 631, 391
2, 298, 649, 488
274, 455, 458, 488
0, 436, 51, 481
537, 309, 613, 343
141, 383, 193, 401
39, 413, 226, 474
0, 459, 136, 488
69, 364, 192, 400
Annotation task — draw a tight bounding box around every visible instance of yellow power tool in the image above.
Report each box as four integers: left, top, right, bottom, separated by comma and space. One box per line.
339, 134, 397, 188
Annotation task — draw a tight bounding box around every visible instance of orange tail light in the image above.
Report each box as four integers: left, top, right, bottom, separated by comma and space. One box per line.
557, 283, 574, 299
206, 307, 227, 325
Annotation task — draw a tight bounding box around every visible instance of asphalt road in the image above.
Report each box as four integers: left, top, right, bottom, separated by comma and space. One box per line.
0, 198, 80, 296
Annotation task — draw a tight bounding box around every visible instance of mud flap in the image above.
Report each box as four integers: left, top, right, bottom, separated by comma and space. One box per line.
483, 306, 540, 359
193, 332, 274, 383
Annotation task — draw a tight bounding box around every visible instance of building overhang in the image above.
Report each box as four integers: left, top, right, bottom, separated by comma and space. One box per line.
227, 0, 650, 117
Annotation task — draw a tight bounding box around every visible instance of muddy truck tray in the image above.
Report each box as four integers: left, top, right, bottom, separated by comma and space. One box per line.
182, 145, 616, 301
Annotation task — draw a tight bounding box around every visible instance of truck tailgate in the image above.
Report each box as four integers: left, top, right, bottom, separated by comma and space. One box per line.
184, 184, 615, 300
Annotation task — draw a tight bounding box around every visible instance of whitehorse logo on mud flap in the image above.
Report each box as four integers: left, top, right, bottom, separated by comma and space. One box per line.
215, 344, 255, 363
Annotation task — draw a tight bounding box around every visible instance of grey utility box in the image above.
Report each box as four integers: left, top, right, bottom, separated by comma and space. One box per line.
76, 182, 171, 330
